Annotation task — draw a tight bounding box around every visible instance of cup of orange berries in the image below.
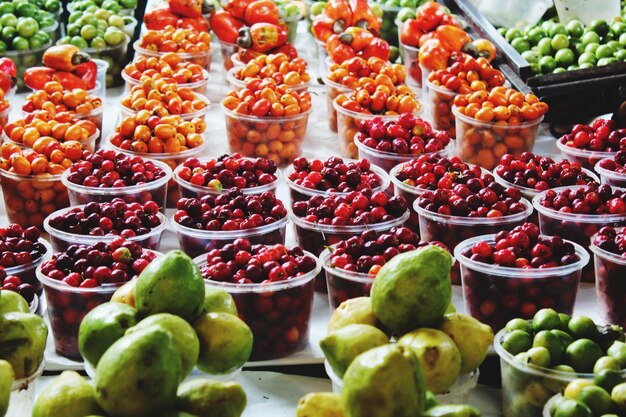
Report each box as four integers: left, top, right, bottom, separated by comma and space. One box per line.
226, 53, 311, 93
134, 27, 214, 72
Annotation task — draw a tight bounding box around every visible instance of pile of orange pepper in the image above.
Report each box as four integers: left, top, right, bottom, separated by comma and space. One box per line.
23, 45, 98, 92
311, 0, 380, 43
144, 0, 211, 31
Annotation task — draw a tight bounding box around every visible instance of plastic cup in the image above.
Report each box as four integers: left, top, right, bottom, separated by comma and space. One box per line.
414, 198, 533, 284
134, 41, 214, 73
354, 135, 453, 173
316, 39, 330, 75
323, 76, 353, 133
319, 246, 374, 309
594, 158, 626, 187
219, 40, 239, 73
2, 128, 99, 153
91, 59, 109, 97
590, 228, 626, 328
324, 360, 479, 404
456, 234, 588, 332
399, 41, 421, 88
334, 100, 423, 159
231, 52, 245, 68
2, 238, 52, 295
532, 186, 626, 283
283, 159, 390, 202
542, 395, 562, 417
82, 36, 131, 87
173, 157, 281, 200
44, 206, 168, 252
119, 93, 211, 121
555, 139, 617, 172
172, 214, 289, 258
6, 360, 45, 417
1, 41, 51, 92
41, 20, 60, 42
0, 170, 69, 229
0, 103, 10, 127
121, 68, 211, 96
427, 80, 458, 139
227, 67, 311, 93
196, 250, 320, 361
284, 13, 302, 43
223, 103, 311, 167
453, 107, 543, 170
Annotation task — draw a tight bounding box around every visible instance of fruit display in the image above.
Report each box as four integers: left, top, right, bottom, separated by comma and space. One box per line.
285, 156, 388, 202
456, 224, 589, 331
500, 18, 626, 75
227, 52, 311, 92
68, 0, 137, 14
591, 226, 626, 328
453, 87, 549, 169
222, 79, 312, 165
533, 183, 626, 282
37, 238, 159, 358
557, 118, 626, 171
23, 45, 98, 92
174, 154, 280, 199
172, 190, 289, 257
44, 200, 167, 251
198, 240, 319, 360
121, 55, 210, 95
135, 27, 213, 71
596, 151, 626, 187
495, 309, 626, 417
546, 376, 626, 417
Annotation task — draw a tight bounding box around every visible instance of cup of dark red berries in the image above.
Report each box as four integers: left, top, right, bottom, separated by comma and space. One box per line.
414, 179, 533, 284
0, 224, 52, 297
61, 149, 172, 212
455, 223, 589, 331
556, 119, 626, 171
595, 151, 626, 188
391, 155, 488, 233
36, 238, 160, 359
195, 240, 321, 361
319, 226, 422, 309
43, 199, 168, 252
590, 227, 626, 328
171, 189, 289, 258
291, 190, 409, 291
352, 114, 452, 172
285, 156, 389, 203
532, 183, 626, 282
174, 154, 281, 200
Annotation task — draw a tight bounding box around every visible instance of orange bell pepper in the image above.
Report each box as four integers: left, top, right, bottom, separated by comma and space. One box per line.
435, 25, 471, 52
399, 19, 423, 47
418, 38, 451, 71
415, 1, 445, 32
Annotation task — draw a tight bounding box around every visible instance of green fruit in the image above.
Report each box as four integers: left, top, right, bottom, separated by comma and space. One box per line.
0, 312, 47, 379
398, 328, 461, 394
176, 379, 246, 417
32, 371, 103, 417
501, 330, 532, 355
554, 399, 593, 417
564, 379, 595, 399
12, 36, 29, 50
578, 385, 614, 415
423, 405, 481, 417
581, 31, 601, 45
320, 324, 389, 378
578, 52, 597, 66
524, 381, 552, 407
296, 392, 343, 417
505, 28, 522, 42
0, 290, 29, 314
589, 19, 609, 37
328, 297, 381, 333
511, 38, 530, 53
555, 49, 575, 66
552, 330, 575, 349
95, 327, 181, 417
128, 313, 199, 381
611, 382, 626, 412
70, 35, 88, 48
594, 356, 621, 373
505, 318, 532, 333
566, 20, 585, 38
551, 34, 569, 51
16, 17, 38, 38
439, 313, 493, 374
371, 246, 453, 335
309, 1, 325, 16
202, 287, 237, 315
80, 24, 97, 40
526, 347, 551, 368
193, 312, 252, 375
533, 331, 563, 365
103, 26, 124, 45
527, 27, 546, 45
607, 341, 626, 366
594, 369, 623, 393
549, 23, 568, 37
533, 308, 561, 331
135, 250, 205, 322
596, 45, 614, 59
0, 360, 13, 417
568, 316, 598, 339
565, 339, 603, 373
522, 50, 540, 64
537, 38, 553, 56
341, 344, 425, 417
0, 14, 17, 28
78, 302, 137, 368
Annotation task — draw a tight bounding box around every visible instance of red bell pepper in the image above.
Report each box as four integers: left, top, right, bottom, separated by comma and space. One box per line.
53, 72, 87, 90
361, 37, 390, 61
415, 1, 445, 32
435, 25, 471, 52
349, 0, 380, 33
23, 67, 55, 90
326, 34, 356, 64
399, 19, 423, 47
238, 23, 287, 53
418, 38, 451, 71
144, 8, 180, 29
73, 61, 98, 90
0, 58, 17, 78
210, 10, 245, 43
244, 0, 280, 25
168, 0, 211, 18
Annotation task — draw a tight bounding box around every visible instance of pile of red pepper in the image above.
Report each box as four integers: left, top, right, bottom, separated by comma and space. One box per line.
144, 0, 212, 31
23, 45, 98, 91
0, 58, 16, 95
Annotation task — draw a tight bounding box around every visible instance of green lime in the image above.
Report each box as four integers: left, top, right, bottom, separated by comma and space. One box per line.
534, 308, 561, 331
549, 23, 568, 37
28, 35, 43, 47
82, 13, 98, 26
512, 37, 530, 53
578, 52, 597, 66
70, 35, 89, 48
579, 62, 594, 69
44, 0, 61, 12
119, 0, 137, 8
606, 40, 620, 53
530, 62, 541, 74
505, 28, 523, 42
554, 399, 593, 417
551, 34, 570, 51
538, 37, 554, 55
0, 3, 14, 14
608, 341, 626, 366
526, 346, 551, 368
502, 330, 532, 355
581, 31, 601, 45
498, 27, 507, 37
89, 36, 106, 48
611, 383, 626, 413
0, 14, 18, 28
596, 44, 615, 59
506, 318, 533, 333
585, 42, 600, 53
594, 356, 621, 373
565, 379, 595, 399
612, 22, 626, 36
80, 24, 97, 41
572, 41, 585, 55
565, 339, 604, 373
589, 19, 609, 37
102, 0, 121, 12
12, 36, 29, 50
568, 316, 598, 339
16, 2, 37, 17
567, 65, 579, 71
578, 385, 615, 416
552, 329, 575, 348
522, 50, 540, 63
555, 48, 575, 66
534, 331, 565, 365
597, 57, 617, 66
0, 40, 7, 52
107, 14, 124, 28
553, 364, 576, 373
527, 27, 547, 45
566, 20, 585, 38
615, 49, 626, 61
1, 26, 15, 43
595, 369, 623, 393
559, 313, 571, 330
542, 20, 555, 32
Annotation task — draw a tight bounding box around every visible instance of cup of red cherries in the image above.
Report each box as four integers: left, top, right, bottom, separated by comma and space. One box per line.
196, 239, 320, 361
595, 151, 626, 188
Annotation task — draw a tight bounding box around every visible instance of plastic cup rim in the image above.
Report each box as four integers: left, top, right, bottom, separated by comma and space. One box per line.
532, 185, 626, 223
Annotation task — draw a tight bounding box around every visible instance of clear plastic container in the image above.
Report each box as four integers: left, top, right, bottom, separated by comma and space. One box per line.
121, 68, 211, 96
1, 41, 51, 92
284, 13, 301, 44
455, 234, 588, 332
6, 360, 45, 417
454, 107, 543, 170
121, 16, 138, 38
41, 21, 61, 42
292, 211, 409, 291
316, 39, 330, 75
2, 128, 99, 153
231, 52, 245, 68
427, 81, 458, 139
323, 76, 354, 133
414, 198, 533, 284
0, 170, 69, 229
542, 394, 562, 417
227, 67, 311, 93
334, 100, 423, 159
118, 93, 211, 121
0, 103, 10, 127
91, 59, 109, 97
75, 106, 104, 145
43, 206, 168, 252
494, 326, 626, 417
3, 238, 52, 295
532, 186, 626, 283
172, 215, 289, 258
82, 36, 131, 87
173, 157, 281, 200
134, 41, 214, 73
324, 360, 479, 404
283, 159, 390, 202
196, 250, 320, 361
555, 138, 617, 172
595, 158, 626, 187
319, 246, 375, 310
355, 135, 452, 173
223, 103, 311, 167
219, 40, 239, 73
590, 228, 626, 328
399, 41, 421, 88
